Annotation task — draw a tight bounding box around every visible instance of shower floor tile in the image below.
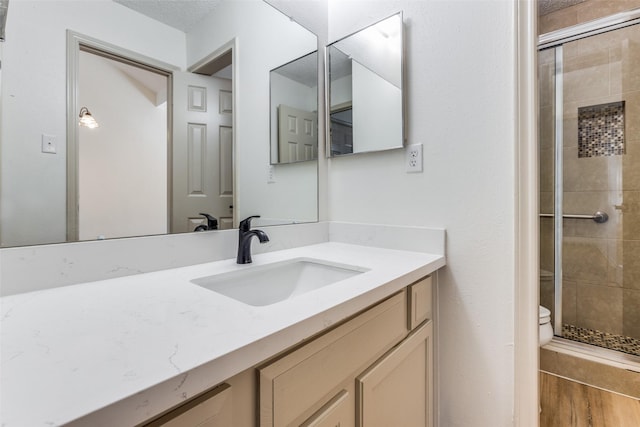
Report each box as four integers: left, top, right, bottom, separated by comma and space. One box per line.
563, 324, 640, 357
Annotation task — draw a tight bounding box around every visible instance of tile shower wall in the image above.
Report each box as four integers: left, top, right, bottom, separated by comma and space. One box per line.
577, 101, 625, 158
540, 2, 640, 345
539, 0, 640, 35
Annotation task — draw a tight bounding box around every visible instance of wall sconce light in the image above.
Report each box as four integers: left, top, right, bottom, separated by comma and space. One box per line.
79, 107, 99, 128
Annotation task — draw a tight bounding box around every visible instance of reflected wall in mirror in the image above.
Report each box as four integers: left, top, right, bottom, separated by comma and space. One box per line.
76, 47, 172, 241
270, 51, 318, 165
327, 12, 404, 157
0, 0, 318, 248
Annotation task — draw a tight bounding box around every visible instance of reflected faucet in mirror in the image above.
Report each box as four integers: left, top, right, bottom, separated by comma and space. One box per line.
193, 213, 218, 231
237, 215, 269, 264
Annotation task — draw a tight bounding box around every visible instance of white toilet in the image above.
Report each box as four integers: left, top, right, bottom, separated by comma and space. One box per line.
539, 305, 553, 346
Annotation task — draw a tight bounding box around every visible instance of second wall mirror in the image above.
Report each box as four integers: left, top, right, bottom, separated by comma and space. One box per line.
327, 12, 404, 157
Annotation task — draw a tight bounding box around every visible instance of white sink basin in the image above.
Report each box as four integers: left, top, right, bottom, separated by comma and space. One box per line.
191, 258, 367, 306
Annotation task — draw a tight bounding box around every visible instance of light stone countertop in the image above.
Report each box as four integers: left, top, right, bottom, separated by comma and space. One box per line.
0, 242, 445, 427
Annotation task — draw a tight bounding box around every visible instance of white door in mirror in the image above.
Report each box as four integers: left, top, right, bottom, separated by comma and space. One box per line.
172, 72, 233, 232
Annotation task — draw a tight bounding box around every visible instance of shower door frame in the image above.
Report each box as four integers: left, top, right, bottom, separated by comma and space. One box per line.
553, 45, 563, 336
538, 7, 640, 363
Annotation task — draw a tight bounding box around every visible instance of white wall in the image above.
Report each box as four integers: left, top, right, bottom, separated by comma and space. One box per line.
78, 52, 167, 240
187, 0, 318, 224
0, 0, 185, 246
328, 1, 516, 425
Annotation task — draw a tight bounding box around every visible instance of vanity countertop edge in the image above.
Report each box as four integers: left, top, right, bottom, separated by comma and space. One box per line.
0, 242, 445, 427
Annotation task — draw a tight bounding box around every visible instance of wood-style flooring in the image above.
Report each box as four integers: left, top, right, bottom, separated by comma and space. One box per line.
540, 372, 640, 426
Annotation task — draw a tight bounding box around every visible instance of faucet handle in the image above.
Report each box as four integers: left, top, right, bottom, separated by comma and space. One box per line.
239, 215, 260, 231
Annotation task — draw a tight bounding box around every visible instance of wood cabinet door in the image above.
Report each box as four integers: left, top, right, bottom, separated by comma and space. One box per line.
300, 389, 354, 427
259, 292, 407, 427
356, 322, 433, 427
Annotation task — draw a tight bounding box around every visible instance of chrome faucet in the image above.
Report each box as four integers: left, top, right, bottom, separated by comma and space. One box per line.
237, 215, 269, 264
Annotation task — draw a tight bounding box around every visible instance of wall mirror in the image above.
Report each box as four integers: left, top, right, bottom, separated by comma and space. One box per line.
326, 12, 404, 157
270, 51, 318, 165
0, 0, 318, 248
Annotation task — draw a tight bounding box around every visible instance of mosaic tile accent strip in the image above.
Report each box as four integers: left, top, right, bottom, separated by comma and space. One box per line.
578, 101, 625, 158
563, 324, 640, 357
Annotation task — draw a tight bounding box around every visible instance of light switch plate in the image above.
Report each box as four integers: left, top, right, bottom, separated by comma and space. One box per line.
41, 134, 57, 154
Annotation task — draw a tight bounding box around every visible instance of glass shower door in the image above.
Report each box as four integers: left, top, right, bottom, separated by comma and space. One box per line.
547, 24, 640, 357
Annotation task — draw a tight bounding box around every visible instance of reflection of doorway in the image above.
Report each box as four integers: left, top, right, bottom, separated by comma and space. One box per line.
67, 32, 235, 241
67, 31, 175, 242
78, 50, 169, 240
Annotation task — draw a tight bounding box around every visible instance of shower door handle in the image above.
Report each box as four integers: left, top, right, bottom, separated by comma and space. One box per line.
539, 211, 609, 223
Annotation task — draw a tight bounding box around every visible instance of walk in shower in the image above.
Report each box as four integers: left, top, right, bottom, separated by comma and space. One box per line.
539, 9, 640, 362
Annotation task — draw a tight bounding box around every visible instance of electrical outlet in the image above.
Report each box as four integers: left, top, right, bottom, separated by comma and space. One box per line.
41, 134, 57, 154
267, 165, 276, 183
405, 143, 423, 173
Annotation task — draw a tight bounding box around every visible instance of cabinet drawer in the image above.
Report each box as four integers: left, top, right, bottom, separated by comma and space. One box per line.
259, 291, 407, 427
143, 383, 232, 427
408, 276, 432, 329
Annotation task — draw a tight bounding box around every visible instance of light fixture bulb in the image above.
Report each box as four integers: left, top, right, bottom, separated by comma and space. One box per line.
79, 107, 99, 128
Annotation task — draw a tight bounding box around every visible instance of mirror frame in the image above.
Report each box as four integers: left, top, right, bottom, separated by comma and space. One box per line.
324, 11, 405, 158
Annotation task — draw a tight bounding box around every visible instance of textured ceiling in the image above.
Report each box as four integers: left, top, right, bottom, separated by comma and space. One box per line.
113, 0, 222, 33
538, 0, 586, 16
116, 0, 586, 30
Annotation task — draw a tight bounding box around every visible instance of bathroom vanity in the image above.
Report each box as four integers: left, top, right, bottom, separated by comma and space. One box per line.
146, 278, 432, 427
0, 242, 444, 427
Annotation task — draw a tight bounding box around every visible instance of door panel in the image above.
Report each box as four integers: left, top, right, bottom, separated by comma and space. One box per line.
172, 73, 233, 232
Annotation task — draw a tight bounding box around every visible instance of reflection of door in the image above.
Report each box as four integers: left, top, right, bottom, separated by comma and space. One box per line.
278, 105, 317, 163
172, 72, 233, 233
